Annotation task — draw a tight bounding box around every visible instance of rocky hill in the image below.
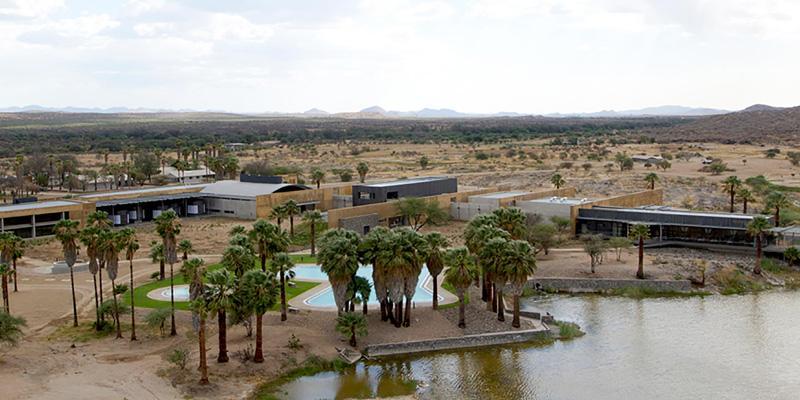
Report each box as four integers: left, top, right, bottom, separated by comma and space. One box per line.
649, 105, 800, 143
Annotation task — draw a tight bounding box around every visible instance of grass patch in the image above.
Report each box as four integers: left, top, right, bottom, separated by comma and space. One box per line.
712, 268, 769, 295
604, 287, 711, 299
124, 264, 320, 311
552, 320, 585, 340
438, 282, 468, 310
48, 321, 117, 343
251, 355, 351, 400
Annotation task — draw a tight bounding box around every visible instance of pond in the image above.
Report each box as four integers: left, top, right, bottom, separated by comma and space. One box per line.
273, 291, 800, 399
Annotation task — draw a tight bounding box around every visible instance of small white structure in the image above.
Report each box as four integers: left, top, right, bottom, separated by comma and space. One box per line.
517, 197, 593, 220
160, 166, 215, 184
632, 155, 664, 164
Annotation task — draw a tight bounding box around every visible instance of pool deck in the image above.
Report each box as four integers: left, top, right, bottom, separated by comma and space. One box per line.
288, 263, 459, 312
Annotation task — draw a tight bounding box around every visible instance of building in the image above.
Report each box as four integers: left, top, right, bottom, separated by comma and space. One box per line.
632, 155, 664, 164
576, 205, 770, 246
160, 166, 215, 184
0, 200, 93, 238
518, 197, 593, 221
351, 177, 457, 206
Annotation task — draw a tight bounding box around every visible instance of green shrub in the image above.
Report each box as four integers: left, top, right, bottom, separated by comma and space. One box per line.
713, 268, 767, 295
167, 348, 189, 370
553, 320, 585, 340
144, 308, 171, 336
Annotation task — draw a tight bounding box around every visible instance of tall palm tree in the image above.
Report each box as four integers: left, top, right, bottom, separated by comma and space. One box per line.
271, 252, 295, 321
723, 176, 742, 213
240, 269, 279, 363
191, 292, 210, 385
182, 256, 206, 332
118, 228, 139, 340
424, 232, 448, 310
0, 263, 10, 313
644, 172, 659, 190
628, 224, 651, 279
505, 240, 537, 328
302, 210, 324, 255
149, 242, 166, 280
464, 214, 498, 300
98, 230, 124, 338
87, 211, 111, 316
1, 234, 23, 293
54, 219, 81, 327
310, 168, 325, 189
470, 224, 510, 313
250, 219, 290, 272
550, 173, 565, 189
283, 200, 300, 237
765, 191, 790, 227
480, 237, 511, 322
318, 229, 360, 314
737, 187, 755, 214
397, 228, 428, 327
492, 207, 527, 240
359, 226, 392, 322
747, 216, 771, 275
80, 225, 103, 330
444, 247, 478, 329
178, 239, 193, 261
269, 204, 288, 230
204, 269, 235, 363
356, 162, 369, 183
154, 210, 181, 336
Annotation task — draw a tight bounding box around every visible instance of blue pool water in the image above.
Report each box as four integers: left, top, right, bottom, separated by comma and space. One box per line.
295, 265, 441, 307
158, 285, 190, 301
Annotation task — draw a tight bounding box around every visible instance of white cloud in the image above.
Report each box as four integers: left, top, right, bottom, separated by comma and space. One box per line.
0, 0, 64, 18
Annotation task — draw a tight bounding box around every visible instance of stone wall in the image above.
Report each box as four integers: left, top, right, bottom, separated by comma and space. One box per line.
527, 277, 693, 293
339, 213, 380, 235
365, 328, 551, 357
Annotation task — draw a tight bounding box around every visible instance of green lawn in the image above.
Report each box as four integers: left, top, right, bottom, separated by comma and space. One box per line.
123, 259, 320, 312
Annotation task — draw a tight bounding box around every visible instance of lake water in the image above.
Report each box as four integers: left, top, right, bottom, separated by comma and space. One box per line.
274, 291, 800, 399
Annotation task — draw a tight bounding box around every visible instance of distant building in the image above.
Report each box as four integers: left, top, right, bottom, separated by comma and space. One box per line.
224, 143, 247, 151
351, 177, 458, 206
632, 155, 664, 164
160, 166, 215, 184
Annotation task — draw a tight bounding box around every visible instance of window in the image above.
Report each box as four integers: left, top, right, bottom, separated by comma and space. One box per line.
359, 192, 372, 200
387, 191, 399, 200
363, 225, 371, 235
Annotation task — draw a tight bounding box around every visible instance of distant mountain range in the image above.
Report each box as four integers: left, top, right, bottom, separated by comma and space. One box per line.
0, 104, 774, 118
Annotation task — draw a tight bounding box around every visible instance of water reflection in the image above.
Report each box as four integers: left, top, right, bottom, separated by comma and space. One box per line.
275, 291, 800, 399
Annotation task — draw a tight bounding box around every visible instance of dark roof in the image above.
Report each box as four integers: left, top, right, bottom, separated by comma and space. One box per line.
578, 206, 769, 230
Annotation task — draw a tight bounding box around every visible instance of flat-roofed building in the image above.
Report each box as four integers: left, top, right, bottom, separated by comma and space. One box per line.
0, 200, 93, 238
351, 177, 457, 206
518, 197, 593, 220
468, 191, 532, 207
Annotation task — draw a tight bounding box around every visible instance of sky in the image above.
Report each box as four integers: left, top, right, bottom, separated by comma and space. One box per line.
1, 0, 799, 114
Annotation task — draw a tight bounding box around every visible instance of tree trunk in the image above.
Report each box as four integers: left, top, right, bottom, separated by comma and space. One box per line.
775, 208, 781, 227
260, 253, 267, 272
310, 224, 316, 256
169, 263, 177, 336
159, 261, 165, 280
217, 310, 228, 363
111, 278, 122, 338
129, 260, 137, 340
280, 270, 287, 321
496, 287, 505, 322
481, 272, 488, 302
637, 238, 645, 279
386, 301, 395, 324
432, 275, 439, 310
12, 258, 17, 292
198, 314, 209, 384
349, 326, 357, 347
93, 274, 101, 331
70, 266, 78, 327
254, 313, 264, 363
743, 199, 748, 214
512, 295, 521, 328
362, 300, 368, 315
1, 276, 8, 313
754, 235, 763, 275
380, 300, 387, 321
289, 216, 294, 236
730, 190, 735, 213
98, 271, 105, 322
395, 298, 403, 328
403, 297, 411, 327
458, 291, 466, 329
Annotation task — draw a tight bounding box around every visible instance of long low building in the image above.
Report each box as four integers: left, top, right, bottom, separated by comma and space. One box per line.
577, 206, 770, 246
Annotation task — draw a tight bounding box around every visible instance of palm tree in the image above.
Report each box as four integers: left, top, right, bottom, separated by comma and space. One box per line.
747, 216, 771, 275
191, 293, 210, 385
3, 234, 23, 293
118, 228, 139, 340
271, 252, 295, 321
492, 207, 526, 240
766, 191, 790, 227
628, 224, 651, 279
377, 229, 413, 327
269, 204, 288, 228
723, 176, 742, 213
250, 219, 290, 272
480, 237, 511, 321
359, 226, 392, 322
302, 210, 324, 255
336, 312, 367, 347
149, 242, 166, 280
283, 200, 300, 236
644, 172, 659, 190
318, 229, 360, 314
505, 240, 537, 328
178, 239, 193, 261
444, 247, 477, 328
80, 225, 103, 330
784, 247, 800, 266
98, 230, 124, 338
54, 220, 81, 327
356, 162, 369, 183
310, 168, 325, 189
87, 210, 111, 317
737, 187, 755, 214
397, 228, 428, 327
550, 173, 565, 189
424, 232, 447, 310
240, 269, 279, 363
154, 210, 181, 336
464, 214, 499, 303
204, 269, 235, 363
0, 263, 11, 313
352, 276, 372, 315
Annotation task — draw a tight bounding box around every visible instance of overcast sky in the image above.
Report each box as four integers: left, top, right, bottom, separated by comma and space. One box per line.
1, 0, 798, 113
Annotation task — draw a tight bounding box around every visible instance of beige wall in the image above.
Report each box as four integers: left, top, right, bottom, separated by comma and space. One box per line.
255, 184, 354, 219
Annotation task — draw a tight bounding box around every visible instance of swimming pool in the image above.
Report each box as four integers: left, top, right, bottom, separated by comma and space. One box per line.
296, 265, 442, 308
150, 285, 190, 301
